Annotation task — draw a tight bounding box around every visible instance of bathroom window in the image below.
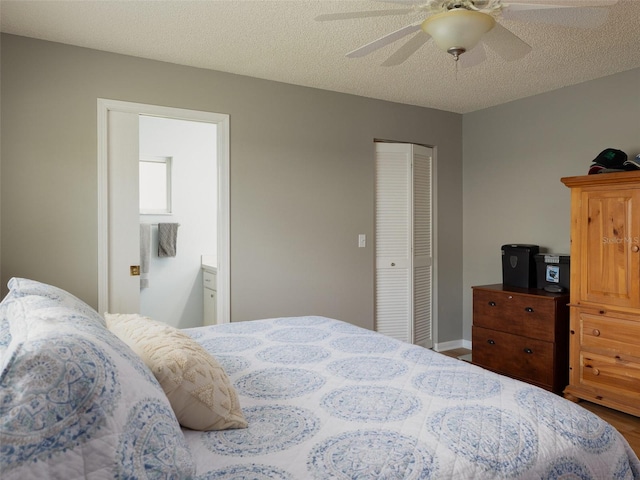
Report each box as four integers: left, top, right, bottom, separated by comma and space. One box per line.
140, 155, 172, 214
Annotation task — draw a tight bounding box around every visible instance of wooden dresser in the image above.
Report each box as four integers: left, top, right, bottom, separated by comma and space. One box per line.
562, 171, 640, 417
472, 284, 570, 394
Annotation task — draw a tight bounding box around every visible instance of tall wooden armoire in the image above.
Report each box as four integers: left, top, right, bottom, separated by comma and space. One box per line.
561, 171, 640, 416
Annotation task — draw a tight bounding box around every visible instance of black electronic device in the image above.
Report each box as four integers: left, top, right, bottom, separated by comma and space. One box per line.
501, 244, 539, 289
535, 253, 570, 292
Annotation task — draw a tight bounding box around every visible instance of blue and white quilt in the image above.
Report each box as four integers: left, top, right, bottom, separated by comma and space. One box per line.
1, 276, 638, 479
184, 316, 640, 479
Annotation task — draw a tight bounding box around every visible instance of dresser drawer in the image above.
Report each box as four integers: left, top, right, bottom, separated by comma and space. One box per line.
579, 312, 640, 359
473, 288, 556, 342
579, 350, 640, 395
472, 326, 555, 389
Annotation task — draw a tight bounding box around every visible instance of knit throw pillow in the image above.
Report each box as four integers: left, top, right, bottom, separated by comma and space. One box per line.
105, 313, 247, 431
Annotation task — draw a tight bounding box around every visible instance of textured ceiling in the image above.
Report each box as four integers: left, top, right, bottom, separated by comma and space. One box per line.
1, 0, 639, 113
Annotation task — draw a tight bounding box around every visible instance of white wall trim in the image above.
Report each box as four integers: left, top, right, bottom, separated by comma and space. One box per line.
97, 100, 109, 315
433, 338, 471, 352
431, 146, 439, 346
97, 99, 231, 323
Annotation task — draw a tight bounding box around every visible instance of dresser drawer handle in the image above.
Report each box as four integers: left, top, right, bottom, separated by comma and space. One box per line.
593, 329, 600, 337
593, 368, 600, 376
524, 307, 534, 313
487, 339, 495, 345
488, 301, 496, 307
524, 348, 533, 354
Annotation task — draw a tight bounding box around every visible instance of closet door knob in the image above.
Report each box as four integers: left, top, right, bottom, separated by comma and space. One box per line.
524, 307, 534, 313
593, 368, 600, 376
524, 348, 533, 354
593, 329, 601, 337
487, 339, 495, 345
488, 301, 496, 307
631, 245, 639, 253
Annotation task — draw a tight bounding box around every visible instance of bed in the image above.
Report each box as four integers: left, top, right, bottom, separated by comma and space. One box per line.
1, 278, 639, 479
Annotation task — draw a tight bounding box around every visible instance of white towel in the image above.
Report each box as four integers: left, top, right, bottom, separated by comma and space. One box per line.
158, 223, 179, 257
140, 224, 151, 288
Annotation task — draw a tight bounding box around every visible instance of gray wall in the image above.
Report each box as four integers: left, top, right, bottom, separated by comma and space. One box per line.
462, 67, 640, 341
0, 34, 463, 340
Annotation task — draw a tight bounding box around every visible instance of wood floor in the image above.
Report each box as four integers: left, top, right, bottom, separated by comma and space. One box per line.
439, 348, 640, 458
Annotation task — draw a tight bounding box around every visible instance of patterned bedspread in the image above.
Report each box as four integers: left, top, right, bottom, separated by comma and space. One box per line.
183, 316, 640, 479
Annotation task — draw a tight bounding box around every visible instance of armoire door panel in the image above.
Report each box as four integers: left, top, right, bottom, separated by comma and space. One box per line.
580, 189, 640, 309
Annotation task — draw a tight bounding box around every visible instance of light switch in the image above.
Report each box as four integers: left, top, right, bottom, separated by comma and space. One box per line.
358, 234, 366, 248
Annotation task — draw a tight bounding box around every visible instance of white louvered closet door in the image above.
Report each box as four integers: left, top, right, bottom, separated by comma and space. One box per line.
375, 143, 433, 347
412, 147, 433, 347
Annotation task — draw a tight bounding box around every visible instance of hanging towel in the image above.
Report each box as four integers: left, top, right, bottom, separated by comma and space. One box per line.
140, 223, 151, 289
158, 223, 179, 257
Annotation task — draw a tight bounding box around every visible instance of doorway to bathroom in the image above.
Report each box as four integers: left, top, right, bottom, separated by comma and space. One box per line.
97, 99, 230, 328
139, 116, 216, 327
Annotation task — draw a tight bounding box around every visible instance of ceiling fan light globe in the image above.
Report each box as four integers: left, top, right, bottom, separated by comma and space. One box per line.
422, 9, 495, 55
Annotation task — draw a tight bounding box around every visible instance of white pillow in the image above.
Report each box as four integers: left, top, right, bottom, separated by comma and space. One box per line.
105, 313, 247, 431
7, 277, 106, 327
0, 280, 195, 479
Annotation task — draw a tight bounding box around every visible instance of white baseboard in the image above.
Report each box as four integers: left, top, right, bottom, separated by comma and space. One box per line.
434, 338, 472, 352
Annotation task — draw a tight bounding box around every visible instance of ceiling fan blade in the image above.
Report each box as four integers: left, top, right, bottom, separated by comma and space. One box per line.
459, 44, 487, 69
482, 23, 532, 61
502, 5, 612, 28
346, 21, 423, 58
381, 32, 431, 66
315, 8, 412, 22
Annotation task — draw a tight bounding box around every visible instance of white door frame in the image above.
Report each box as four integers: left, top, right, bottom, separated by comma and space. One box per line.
97, 98, 231, 322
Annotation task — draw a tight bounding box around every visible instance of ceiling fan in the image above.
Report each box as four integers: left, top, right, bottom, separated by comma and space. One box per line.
315, 0, 619, 67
